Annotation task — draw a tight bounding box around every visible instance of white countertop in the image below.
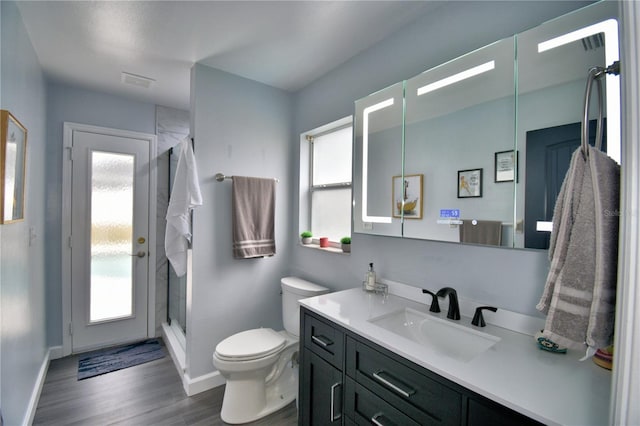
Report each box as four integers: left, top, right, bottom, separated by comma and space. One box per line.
299, 287, 612, 426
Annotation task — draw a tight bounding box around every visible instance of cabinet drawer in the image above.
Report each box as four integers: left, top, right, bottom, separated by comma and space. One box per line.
303, 311, 344, 369
346, 337, 461, 425
467, 396, 543, 426
345, 377, 422, 426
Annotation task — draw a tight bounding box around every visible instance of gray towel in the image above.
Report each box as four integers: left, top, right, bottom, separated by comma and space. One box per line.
232, 176, 276, 259
459, 220, 502, 246
537, 146, 619, 350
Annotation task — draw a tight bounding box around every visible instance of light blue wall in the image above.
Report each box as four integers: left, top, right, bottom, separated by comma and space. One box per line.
0, 1, 48, 424
189, 65, 293, 378
45, 82, 156, 346
291, 1, 594, 316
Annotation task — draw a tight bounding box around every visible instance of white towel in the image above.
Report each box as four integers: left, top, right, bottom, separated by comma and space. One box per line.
165, 137, 202, 276
537, 145, 619, 350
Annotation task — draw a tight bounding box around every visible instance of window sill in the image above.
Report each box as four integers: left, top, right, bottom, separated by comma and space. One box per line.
299, 243, 350, 255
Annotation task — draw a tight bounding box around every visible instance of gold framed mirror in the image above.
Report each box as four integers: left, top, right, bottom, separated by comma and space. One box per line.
1, 110, 27, 224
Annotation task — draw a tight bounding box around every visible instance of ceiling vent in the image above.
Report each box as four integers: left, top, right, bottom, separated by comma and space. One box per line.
121, 72, 155, 89
581, 33, 604, 51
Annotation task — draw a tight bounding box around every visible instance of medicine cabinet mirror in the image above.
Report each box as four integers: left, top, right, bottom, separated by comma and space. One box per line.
353, 0, 619, 250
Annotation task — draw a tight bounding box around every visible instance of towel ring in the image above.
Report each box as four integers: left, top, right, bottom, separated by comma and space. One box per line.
581, 66, 604, 159
581, 61, 620, 160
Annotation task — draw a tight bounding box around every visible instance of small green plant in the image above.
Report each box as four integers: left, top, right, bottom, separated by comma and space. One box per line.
340, 236, 351, 244
300, 231, 312, 238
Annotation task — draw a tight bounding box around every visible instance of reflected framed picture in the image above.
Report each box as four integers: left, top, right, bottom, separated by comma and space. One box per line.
392, 173, 423, 219
1, 110, 27, 224
495, 150, 518, 182
458, 168, 482, 198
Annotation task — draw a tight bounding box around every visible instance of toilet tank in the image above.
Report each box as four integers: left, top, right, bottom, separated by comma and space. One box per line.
281, 277, 329, 337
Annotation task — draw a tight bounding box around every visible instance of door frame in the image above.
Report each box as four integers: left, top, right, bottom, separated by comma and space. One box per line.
61, 122, 157, 356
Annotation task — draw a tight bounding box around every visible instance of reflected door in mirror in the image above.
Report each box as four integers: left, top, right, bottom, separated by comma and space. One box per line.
524, 119, 606, 249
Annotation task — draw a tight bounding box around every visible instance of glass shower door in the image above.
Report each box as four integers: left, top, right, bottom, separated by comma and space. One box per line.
168, 144, 187, 336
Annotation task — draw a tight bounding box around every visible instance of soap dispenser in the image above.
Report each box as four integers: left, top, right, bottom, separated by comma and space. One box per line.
365, 262, 376, 291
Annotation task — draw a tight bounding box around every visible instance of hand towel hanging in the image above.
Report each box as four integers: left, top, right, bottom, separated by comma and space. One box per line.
165, 137, 202, 276
537, 145, 619, 351
232, 176, 276, 259
459, 220, 502, 246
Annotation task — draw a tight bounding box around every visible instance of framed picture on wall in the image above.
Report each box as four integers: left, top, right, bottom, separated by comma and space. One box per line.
1, 110, 27, 224
495, 150, 518, 182
457, 168, 482, 198
392, 173, 423, 219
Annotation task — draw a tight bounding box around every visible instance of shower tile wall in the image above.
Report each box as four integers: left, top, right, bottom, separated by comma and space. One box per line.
155, 105, 189, 336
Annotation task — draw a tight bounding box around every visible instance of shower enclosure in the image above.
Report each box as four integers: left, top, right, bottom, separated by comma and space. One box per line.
167, 144, 187, 335
156, 105, 190, 349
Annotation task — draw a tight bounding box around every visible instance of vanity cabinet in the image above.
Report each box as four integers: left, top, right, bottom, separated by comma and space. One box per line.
301, 351, 343, 425
345, 336, 461, 425
299, 307, 542, 426
299, 311, 345, 425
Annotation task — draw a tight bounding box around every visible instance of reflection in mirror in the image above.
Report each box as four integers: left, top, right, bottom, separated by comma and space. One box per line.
515, 1, 619, 249
353, 82, 404, 236
352, 1, 620, 250
403, 37, 516, 246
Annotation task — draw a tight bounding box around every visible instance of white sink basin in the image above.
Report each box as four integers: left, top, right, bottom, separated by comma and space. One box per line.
369, 307, 500, 362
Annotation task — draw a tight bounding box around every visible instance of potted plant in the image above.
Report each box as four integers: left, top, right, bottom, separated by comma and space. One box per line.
340, 236, 351, 253
300, 231, 313, 244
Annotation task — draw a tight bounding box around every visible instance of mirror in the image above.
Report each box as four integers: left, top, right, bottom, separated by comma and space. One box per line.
1, 110, 27, 224
515, 1, 619, 249
353, 81, 404, 237
354, 1, 619, 249
403, 37, 516, 246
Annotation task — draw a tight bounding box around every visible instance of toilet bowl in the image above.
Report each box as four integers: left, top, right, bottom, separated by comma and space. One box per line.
213, 277, 329, 424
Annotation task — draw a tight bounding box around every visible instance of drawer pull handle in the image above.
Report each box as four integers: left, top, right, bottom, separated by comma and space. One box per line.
311, 335, 333, 347
372, 371, 415, 398
371, 413, 387, 426
330, 382, 342, 422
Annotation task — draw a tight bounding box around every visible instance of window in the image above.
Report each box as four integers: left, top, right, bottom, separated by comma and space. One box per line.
301, 118, 353, 245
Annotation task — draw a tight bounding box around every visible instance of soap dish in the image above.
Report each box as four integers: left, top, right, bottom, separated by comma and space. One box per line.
362, 281, 388, 295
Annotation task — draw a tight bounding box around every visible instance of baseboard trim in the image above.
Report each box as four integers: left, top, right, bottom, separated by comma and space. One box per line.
162, 322, 186, 373
49, 345, 64, 360
184, 370, 225, 396
22, 347, 53, 426
161, 322, 225, 396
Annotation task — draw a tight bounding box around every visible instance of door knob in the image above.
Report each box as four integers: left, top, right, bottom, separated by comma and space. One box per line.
130, 251, 146, 258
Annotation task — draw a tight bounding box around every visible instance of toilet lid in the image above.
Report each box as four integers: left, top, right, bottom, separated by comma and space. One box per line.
215, 328, 286, 361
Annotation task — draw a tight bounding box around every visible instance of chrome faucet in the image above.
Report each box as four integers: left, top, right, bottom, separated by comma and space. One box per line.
436, 287, 460, 320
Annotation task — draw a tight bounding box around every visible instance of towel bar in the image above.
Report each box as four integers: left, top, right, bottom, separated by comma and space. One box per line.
215, 173, 279, 183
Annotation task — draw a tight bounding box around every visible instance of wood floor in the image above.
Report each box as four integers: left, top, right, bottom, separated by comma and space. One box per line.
33, 348, 298, 425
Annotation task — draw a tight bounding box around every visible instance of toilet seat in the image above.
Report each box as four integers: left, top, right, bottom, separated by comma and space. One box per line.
215, 328, 286, 362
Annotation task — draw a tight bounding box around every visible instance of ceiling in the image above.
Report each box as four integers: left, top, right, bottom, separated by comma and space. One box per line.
16, 1, 443, 111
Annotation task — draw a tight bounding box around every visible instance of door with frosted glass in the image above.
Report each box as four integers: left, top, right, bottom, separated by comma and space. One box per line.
70, 130, 150, 352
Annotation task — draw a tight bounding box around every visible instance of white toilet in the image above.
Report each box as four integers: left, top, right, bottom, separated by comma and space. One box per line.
213, 276, 329, 424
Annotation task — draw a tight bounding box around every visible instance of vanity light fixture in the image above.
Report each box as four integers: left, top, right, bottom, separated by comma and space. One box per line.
536, 221, 553, 232
416, 61, 495, 96
537, 19, 620, 163
537, 20, 617, 54
362, 98, 394, 224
